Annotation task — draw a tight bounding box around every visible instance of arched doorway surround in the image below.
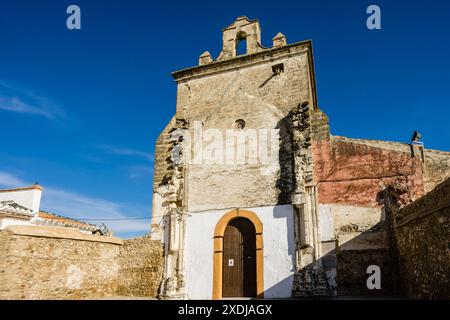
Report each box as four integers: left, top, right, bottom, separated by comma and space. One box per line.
212, 209, 263, 299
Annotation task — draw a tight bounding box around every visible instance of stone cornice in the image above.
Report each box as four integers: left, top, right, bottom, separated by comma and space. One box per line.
172, 40, 312, 80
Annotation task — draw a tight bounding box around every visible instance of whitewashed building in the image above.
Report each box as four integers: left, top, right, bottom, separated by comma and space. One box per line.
0, 184, 43, 229
0, 184, 100, 234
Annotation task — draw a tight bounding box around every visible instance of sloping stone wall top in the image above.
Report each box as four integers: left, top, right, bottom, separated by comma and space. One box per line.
4, 225, 123, 245
331, 136, 411, 153
396, 177, 450, 227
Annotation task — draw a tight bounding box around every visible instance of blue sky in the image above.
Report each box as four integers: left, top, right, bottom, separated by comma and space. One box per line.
0, 0, 449, 238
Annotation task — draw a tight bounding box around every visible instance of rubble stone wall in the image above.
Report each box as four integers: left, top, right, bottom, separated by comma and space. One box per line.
394, 178, 450, 299
0, 225, 164, 299
0, 225, 122, 299
423, 150, 450, 193
117, 235, 164, 297
336, 248, 394, 296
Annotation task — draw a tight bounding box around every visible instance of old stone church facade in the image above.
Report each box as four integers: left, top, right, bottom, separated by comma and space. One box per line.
150, 17, 450, 299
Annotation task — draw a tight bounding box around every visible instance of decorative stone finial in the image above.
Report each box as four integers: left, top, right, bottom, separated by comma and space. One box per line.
199, 51, 213, 66
272, 32, 287, 48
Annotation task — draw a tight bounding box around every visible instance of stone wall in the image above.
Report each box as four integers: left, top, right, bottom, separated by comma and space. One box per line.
0, 225, 122, 299
310, 136, 426, 296
117, 235, 164, 297
313, 137, 425, 207
394, 178, 450, 299
423, 149, 450, 193
336, 248, 395, 296
0, 225, 164, 299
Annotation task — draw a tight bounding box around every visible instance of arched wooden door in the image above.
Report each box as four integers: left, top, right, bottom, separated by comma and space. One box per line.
222, 218, 257, 297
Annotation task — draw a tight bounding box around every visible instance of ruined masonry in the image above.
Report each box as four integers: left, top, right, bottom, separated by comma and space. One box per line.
151, 16, 450, 299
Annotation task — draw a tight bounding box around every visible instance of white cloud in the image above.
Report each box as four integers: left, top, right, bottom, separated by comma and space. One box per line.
0, 82, 66, 120
0, 171, 151, 235
42, 187, 151, 234
0, 172, 26, 188
128, 165, 153, 179
98, 144, 154, 161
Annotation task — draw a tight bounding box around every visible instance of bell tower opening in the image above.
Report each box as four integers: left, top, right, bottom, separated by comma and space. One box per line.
235, 31, 248, 56
217, 16, 263, 60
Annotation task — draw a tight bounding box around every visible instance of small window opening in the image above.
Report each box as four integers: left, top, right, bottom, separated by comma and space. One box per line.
234, 119, 246, 130
272, 63, 284, 74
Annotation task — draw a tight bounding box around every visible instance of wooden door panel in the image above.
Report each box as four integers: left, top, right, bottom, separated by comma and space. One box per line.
222, 223, 241, 297
241, 220, 256, 297
222, 218, 256, 297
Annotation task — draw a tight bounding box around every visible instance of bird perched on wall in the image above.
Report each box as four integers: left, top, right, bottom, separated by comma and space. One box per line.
411, 131, 422, 142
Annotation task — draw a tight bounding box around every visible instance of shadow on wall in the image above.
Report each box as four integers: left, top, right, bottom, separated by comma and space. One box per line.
293, 190, 403, 297
268, 106, 403, 298
268, 186, 401, 298
327, 223, 399, 297
275, 114, 294, 206
327, 188, 402, 296
262, 274, 294, 299
256, 220, 401, 299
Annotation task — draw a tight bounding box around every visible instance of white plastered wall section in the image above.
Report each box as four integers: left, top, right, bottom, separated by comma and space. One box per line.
184, 204, 295, 299
318, 203, 387, 251
0, 188, 42, 213
0, 218, 32, 229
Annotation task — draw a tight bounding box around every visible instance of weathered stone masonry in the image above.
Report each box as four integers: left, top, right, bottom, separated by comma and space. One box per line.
311, 135, 423, 296
0, 225, 163, 299
150, 16, 450, 299
151, 16, 322, 299
118, 235, 164, 297
0, 225, 122, 299
309, 134, 450, 297
391, 178, 450, 299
